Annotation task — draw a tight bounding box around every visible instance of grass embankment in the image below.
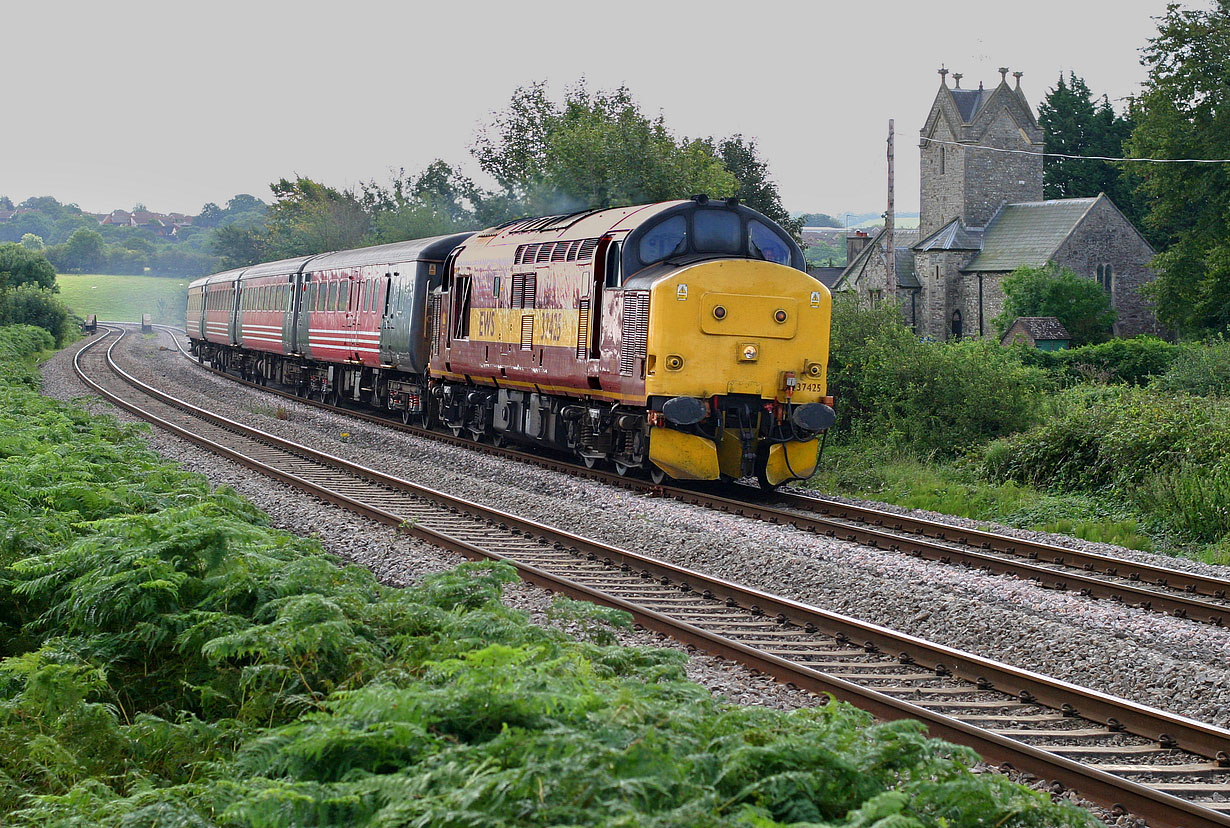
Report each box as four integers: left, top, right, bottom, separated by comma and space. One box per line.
55, 273, 188, 326
0, 324, 1093, 827
812, 300, 1230, 564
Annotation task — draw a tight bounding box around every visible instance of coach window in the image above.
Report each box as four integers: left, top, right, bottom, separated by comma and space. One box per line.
638, 215, 687, 266
693, 210, 741, 253
748, 220, 790, 265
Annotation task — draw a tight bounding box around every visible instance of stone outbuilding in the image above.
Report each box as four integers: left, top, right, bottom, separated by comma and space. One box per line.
1000, 316, 1070, 350
833, 67, 1160, 341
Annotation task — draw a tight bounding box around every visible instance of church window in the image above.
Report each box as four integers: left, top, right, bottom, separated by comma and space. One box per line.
940, 147, 945, 175
951, 309, 963, 339
868, 289, 882, 307
1096, 263, 1113, 295
934, 265, 940, 279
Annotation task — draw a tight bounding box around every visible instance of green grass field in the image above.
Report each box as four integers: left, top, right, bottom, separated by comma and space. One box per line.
56, 273, 189, 326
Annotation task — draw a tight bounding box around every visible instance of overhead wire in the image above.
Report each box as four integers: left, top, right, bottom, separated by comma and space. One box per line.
919, 136, 1230, 164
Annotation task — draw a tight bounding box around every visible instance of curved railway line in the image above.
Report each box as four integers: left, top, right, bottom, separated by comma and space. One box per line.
160, 324, 1230, 630
76, 323, 1230, 828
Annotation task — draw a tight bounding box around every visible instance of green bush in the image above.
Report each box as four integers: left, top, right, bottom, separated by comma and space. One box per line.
0, 331, 1096, 827
984, 385, 1230, 544
1013, 336, 1182, 386
1151, 337, 1230, 397
829, 296, 1051, 456
2, 285, 72, 346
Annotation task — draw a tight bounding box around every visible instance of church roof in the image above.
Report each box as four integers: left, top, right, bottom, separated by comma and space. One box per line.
963, 198, 1098, 272
914, 218, 983, 251
949, 87, 992, 122
1001, 316, 1070, 343
833, 227, 920, 290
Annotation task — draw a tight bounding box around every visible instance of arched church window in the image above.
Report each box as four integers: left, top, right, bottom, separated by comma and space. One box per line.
1096, 263, 1113, 294
951, 309, 963, 339
940, 146, 945, 175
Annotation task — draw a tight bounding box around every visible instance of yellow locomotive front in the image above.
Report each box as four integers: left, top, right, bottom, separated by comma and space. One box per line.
642, 258, 834, 487
615, 198, 835, 488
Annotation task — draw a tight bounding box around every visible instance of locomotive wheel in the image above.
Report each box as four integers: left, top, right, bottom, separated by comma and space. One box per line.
450, 426, 465, 438
491, 434, 507, 448
401, 409, 412, 425
614, 461, 633, 477
649, 465, 668, 486
581, 454, 599, 469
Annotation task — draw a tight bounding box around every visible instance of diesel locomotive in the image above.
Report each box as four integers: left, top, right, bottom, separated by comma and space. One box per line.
186, 197, 835, 488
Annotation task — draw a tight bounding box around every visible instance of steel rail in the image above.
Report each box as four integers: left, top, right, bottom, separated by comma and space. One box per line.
74, 325, 1230, 828
157, 322, 1230, 630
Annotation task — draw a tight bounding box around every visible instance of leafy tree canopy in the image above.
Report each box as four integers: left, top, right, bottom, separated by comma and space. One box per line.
994, 264, 1116, 346
0, 242, 57, 291
472, 81, 794, 234
19, 234, 44, 251
1127, 1, 1230, 335
797, 212, 842, 227
59, 228, 106, 273
0, 196, 12, 210
474, 81, 736, 216
361, 160, 482, 243
1038, 72, 1144, 231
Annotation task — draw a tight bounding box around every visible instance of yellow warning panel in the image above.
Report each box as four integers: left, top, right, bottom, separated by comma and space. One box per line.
649, 427, 720, 481
762, 439, 820, 487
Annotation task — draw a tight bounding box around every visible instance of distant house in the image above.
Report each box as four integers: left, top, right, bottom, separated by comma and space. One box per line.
99, 208, 190, 237
0, 209, 14, 223
1000, 316, 1070, 350
833, 66, 1159, 340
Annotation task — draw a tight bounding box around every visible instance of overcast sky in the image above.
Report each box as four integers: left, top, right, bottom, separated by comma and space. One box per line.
3, 0, 1189, 219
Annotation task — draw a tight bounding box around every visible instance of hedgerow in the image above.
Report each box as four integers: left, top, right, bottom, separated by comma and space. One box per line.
828, 297, 1051, 456
984, 384, 1230, 544
0, 327, 1097, 827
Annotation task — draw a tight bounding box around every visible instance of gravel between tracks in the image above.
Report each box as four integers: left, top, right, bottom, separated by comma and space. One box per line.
44, 326, 1230, 827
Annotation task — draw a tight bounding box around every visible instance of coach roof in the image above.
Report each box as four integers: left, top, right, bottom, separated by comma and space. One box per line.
306, 232, 475, 272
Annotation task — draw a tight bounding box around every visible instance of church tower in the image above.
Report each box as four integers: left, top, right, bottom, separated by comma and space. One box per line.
919, 67, 1044, 237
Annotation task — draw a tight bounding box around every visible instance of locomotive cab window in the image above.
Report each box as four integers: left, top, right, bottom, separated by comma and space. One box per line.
748, 220, 791, 265
604, 241, 622, 288
638, 215, 687, 266
693, 210, 741, 253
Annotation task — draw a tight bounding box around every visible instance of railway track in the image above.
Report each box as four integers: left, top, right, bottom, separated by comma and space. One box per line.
155, 324, 1230, 631
82, 323, 1230, 828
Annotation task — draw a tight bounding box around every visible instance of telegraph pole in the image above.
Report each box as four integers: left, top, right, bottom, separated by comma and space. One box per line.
885, 118, 896, 302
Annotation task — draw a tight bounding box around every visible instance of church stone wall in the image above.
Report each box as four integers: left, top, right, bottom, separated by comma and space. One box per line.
919, 120, 964, 238
1051, 198, 1160, 337
962, 111, 1043, 228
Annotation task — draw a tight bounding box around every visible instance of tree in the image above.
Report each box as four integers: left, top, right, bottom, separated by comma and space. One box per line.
265, 177, 370, 258
472, 81, 735, 215
717, 135, 801, 239
0, 242, 57, 291
1038, 72, 1145, 229
61, 228, 105, 273
994, 264, 1116, 346
797, 212, 842, 227
1126, 2, 1230, 335
19, 234, 44, 251
0, 196, 12, 210
196, 202, 224, 227
3, 284, 71, 346
362, 161, 481, 243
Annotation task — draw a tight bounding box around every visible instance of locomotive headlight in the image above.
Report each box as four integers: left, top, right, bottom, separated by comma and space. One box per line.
774, 309, 788, 323
806, 361, 823, 378
665, 354, 685, 371
713, 305, 727, 320
739, 343, 759, 362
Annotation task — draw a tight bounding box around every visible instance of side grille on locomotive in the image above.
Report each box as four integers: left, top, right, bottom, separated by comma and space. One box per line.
619, 291, 649, 376
578, 238, 599, 262
520, 315, 534, 350
575, 297, 590, 359
522, 273, 537, 309
511, 273, 523, 307
428, 294, 442, 355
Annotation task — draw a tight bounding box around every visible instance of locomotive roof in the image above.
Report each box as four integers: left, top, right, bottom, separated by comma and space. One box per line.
471, 201, 684, 247
306, 232, 475, 271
